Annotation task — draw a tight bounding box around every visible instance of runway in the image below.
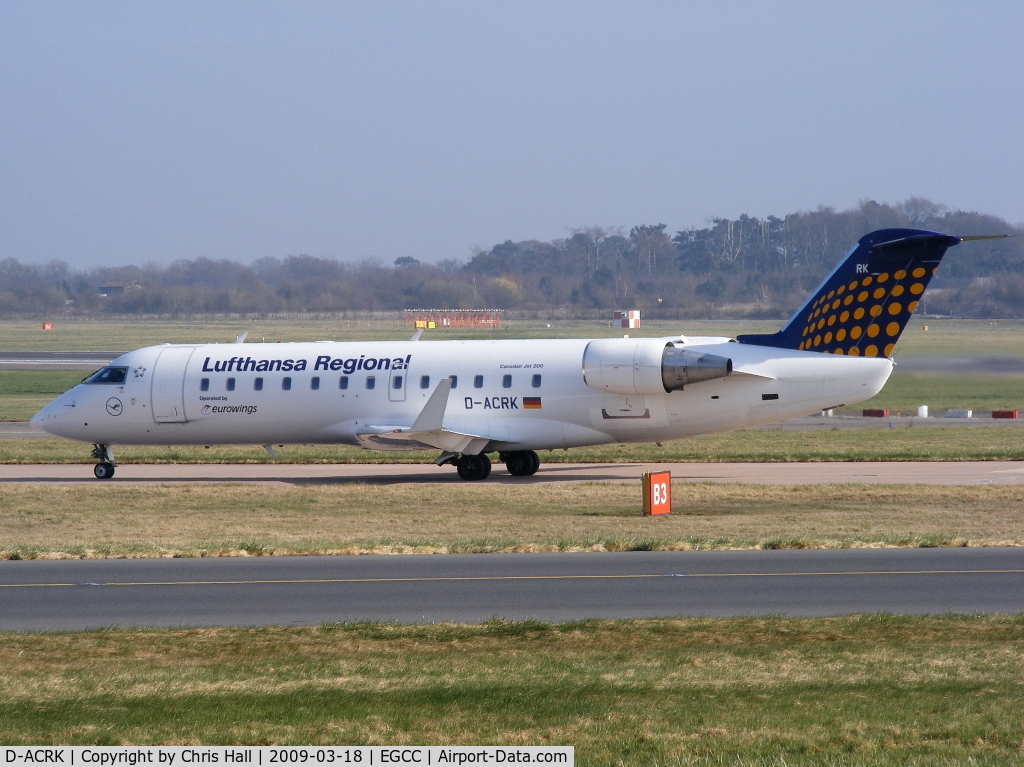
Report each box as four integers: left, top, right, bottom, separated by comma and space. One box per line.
3, 460, 1024, 485
1, 548, 1021, 630
0, 351, 123, 370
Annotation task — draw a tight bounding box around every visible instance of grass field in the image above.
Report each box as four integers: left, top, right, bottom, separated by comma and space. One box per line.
2, 481, 1022, 559
3, 317, 753, 350
0, 370, 90, 421
844, 371, 1024, 415
4, 317, 1024, 355
2, 616, 1022, 763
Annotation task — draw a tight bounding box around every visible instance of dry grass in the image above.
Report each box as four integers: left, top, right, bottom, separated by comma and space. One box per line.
2, 482, 1022, 559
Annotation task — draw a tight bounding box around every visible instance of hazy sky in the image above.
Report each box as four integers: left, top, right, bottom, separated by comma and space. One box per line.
2, 2, 1022, 268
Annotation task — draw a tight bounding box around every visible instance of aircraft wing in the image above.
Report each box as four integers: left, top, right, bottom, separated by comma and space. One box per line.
354, 378, 491, 454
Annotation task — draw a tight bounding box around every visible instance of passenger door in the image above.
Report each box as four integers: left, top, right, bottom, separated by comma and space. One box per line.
151, 347, 196, 423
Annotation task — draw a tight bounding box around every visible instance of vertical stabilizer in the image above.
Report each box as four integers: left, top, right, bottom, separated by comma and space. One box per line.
736, 228, 961, 357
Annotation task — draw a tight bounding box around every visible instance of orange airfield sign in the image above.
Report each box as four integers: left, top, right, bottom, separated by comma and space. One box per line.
642, 471, 671, 516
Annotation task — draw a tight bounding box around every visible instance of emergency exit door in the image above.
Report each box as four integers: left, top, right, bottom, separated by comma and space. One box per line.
388, 365, 408, 402
151, 347, 195, 423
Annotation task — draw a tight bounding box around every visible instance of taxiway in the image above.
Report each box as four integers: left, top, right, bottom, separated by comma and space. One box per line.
1, 548, 1021, 630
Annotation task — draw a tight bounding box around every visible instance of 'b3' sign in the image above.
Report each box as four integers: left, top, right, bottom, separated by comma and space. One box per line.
643, 471, 671, 516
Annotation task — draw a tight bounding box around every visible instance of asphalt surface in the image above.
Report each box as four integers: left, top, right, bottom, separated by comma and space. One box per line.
3, 460, 1024, 485
1, 548, 1021, 630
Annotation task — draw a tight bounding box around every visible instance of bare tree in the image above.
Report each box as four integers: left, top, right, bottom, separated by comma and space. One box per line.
897, 197, 947, 226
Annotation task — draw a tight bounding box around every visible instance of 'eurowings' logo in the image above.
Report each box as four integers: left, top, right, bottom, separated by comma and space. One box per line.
202, 404, 258, 415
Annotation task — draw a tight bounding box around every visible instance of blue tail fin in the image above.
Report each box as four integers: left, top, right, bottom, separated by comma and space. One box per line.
736, 228, 961, 357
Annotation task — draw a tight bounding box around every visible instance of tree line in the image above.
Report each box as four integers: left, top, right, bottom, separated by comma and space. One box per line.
1, 198, 1021, 320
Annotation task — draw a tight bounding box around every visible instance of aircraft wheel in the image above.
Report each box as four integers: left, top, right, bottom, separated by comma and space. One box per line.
456, 453, 491, 481
505, 450, 539, 477
94, 462, 115, 480
525, 450, 540, 475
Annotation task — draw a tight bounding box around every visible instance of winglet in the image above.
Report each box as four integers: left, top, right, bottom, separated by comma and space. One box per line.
409, 329, 424, 342
410, 377, 452, 432
235, 332, 248, 344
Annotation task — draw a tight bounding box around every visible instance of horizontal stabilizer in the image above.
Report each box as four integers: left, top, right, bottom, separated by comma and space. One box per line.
958, 234, 1017, 242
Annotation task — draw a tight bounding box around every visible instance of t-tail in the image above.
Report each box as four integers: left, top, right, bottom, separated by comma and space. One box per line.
736, 228, 963, 357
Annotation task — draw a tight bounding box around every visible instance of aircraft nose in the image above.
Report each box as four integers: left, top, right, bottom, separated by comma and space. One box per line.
31, 401, 57, 431
31, 397, 71, 436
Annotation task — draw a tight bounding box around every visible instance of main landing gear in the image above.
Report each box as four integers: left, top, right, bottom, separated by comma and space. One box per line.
456, 453, 491, 481
501, 450, 540, 477
438, 450, 541, 481
91, 444, 115, 480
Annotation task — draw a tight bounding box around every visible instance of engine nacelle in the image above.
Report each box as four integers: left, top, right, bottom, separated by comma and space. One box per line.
582, 338, 732, 395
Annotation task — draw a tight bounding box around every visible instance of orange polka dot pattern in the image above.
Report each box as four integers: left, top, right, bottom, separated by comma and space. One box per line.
734, 229, 962, 354
796, 269, 934, 357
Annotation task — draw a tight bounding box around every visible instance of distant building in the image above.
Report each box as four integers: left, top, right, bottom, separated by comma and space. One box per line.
404, 309, 503, 329
613, 310, 640, 328
97, 281, 144, 296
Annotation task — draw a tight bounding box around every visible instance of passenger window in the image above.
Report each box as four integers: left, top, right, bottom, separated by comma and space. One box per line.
392, 375, 403, 390
449, 375, 457, 389
474, 375, 483, 388
339, 376, 349, 390
311, 376, 320, 391
532, 374, 541, 388
366, 376, 375, 390
282, 377, 292, 391
200, 378, 210, 392
254, 377, 264, 391
502, 374, 512, 389
226, 377, 236, 392
420, 375, 430, 389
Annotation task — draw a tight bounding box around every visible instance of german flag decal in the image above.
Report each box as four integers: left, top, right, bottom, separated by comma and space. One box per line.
523, 397, 542, 409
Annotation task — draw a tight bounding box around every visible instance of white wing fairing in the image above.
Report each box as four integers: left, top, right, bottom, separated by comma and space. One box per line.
32, 227, 970, 480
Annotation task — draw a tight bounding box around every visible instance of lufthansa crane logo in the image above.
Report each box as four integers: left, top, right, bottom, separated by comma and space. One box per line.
105, 397, 123, 416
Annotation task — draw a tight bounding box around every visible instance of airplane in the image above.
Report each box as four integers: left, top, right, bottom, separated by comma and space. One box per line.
31, 228, 1007, 480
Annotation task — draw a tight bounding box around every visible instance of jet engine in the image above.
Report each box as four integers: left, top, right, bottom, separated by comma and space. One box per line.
582, 338, 732, 396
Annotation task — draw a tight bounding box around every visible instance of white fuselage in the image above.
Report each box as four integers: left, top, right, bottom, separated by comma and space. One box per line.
33, 336, 893, 452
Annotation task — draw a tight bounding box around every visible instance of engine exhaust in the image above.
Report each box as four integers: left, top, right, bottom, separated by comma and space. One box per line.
661, 347, 732, 391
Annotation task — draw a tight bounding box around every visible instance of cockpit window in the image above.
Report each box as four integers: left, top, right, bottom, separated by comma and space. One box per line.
84, 367, 128, 384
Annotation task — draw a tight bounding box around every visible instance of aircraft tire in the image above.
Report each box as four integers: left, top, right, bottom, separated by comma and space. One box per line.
505, 450, 539, 477
94, 462, 115, 480
526, 450, 540, 475
456, 453, 491, 481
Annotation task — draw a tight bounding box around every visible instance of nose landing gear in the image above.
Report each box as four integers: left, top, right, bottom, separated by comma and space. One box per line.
90, 444, 116, 480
